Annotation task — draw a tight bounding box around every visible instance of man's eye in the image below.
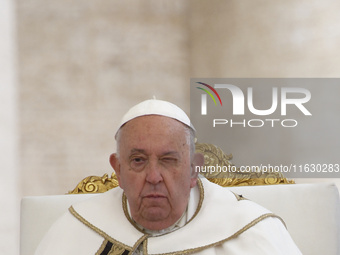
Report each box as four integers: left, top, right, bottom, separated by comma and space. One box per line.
129, 157, 147, 170
161, 157, 178, 164
133, 158, 145, 163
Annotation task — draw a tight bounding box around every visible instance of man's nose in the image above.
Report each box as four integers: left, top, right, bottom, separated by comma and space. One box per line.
145, 160, 163, 184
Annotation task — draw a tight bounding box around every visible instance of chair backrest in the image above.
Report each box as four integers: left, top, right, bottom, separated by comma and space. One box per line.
21, 182, 340, 255
20, 193, 97, 255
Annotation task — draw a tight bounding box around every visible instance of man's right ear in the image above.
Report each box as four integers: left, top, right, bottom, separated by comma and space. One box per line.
109, 153, 121, 183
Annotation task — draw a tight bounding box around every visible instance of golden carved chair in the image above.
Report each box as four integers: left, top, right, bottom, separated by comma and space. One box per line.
20, 143, 340, 255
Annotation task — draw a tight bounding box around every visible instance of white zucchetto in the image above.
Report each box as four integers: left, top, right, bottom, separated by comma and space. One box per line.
115, 99, 194, 138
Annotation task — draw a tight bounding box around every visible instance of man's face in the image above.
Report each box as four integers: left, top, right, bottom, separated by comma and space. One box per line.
110, 115, 198, 231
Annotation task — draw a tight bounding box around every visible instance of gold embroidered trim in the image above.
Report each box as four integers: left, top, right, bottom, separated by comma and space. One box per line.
143, 238, 148, 255
69, 206, 133, 252
122, 178, 205, 234
231, 191, 248, 201
130, 235, 149, 255
96, 239, 109, 255
96, 239, 130, 255
122, 193, 144, 233
186, 178, 204, 225
153, 213, 286, 255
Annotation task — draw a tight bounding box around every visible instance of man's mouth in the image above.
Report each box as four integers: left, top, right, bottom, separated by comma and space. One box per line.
144, 194, 166, 199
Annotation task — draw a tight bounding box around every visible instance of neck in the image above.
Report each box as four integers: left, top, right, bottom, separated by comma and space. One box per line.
135, 208, 188, 236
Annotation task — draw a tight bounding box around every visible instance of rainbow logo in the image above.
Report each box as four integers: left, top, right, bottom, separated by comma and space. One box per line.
196, 82, 222, 106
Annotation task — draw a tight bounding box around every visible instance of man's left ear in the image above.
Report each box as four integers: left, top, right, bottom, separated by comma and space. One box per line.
190, 153, 204, 188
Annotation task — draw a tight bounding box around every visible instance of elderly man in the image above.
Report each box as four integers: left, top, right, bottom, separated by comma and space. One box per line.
35, 99, 302, 254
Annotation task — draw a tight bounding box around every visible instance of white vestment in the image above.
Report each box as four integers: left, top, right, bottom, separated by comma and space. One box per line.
35, 177, 302, 255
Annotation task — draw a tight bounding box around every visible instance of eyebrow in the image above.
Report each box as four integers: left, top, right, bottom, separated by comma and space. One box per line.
129, 149, 147, 155
129, 149, 180, 157
161, 151, 180, 157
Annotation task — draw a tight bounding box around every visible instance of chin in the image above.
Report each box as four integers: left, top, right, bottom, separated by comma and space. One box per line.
143, 207, 169, 221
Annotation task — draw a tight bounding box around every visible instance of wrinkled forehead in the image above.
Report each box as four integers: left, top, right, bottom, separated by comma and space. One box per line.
115, 116, 193, 159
